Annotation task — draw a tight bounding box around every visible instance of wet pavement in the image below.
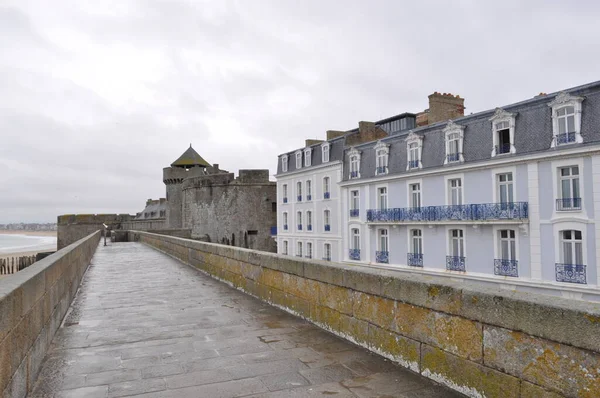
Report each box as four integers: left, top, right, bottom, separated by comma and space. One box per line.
31, 243, 463, 398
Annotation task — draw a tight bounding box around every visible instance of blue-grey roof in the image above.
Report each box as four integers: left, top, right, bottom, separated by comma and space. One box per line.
342, 80, 600, 181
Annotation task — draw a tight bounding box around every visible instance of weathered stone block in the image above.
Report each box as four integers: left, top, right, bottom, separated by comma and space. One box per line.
303, 262, 347, 286
310, 304, 342, 332
266, 255, 304, 277
483, 325, 600, 397
318, 283, 353, 315
367, 324, 420, 372
520, 381, 563, 398
421, 344, 520, 398
281, 293, 310, 318
0, 331, 12, 393
339, 315, 369, 346
240, 263, 261, 281
342, 267, 381, 296
394, 302, 483, 362
257, 269, 284, 290
353, 292, 395, 330
281, 274, 319, 302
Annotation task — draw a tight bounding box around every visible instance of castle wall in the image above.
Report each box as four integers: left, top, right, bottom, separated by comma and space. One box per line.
181, 172, 277, 252
57, 214, 133, 249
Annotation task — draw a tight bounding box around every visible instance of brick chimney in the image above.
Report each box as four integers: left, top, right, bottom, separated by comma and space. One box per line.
146, 199, 153, 206
425, 92, 465, 125
326, 130, 346, 140
305, 139, 324, 147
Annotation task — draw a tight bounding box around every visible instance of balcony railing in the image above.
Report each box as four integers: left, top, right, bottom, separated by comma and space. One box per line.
270, 226, 277, 236
295, 254, 302, 258
349, 249, 361, 261
407, 253, 423, 267
307, 194, 312, 201
408, 160, 420, 169
283, 197, 288, 204
375, 251, 389, 264
556, 198, 581, 211
305, 254, 312, 259
494, 259, 518, 277
495, 143, 511, 155
307, 224, 312, 231
324, 224, 331, 232
350, 171, 359, 179
447, 153, 461, 163
350, 209, 360, 218
283, 224, 288, 231
367, 202, 528, 223
297, 224, 302, 231
556, 132, 576, 145
556, 264, 586, 284
446, 256, 466, 271
323, 256, 331, 261
324, 192, 330, 199
376, 166, 388, 175
297, 195, 302, 202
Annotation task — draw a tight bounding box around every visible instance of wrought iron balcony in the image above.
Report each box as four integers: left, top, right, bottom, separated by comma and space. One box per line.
270, 226, 277, 236
295, 254, 302, 257
283, 224, 288, 231
556, 132, 576, 145
446, 153, 461, 163
307, 224, 312, 231
324, 192, 330, 199
323, 257, 331, 261
556, 198, 581, 211
350, 171, 359, 179
494, 259, 518, 277
307, 195, 312, 201
350, 209, 360, 218
297, 195, 302, 202
366, 202, 528, 223
297, 224, 302, 231
407, 253, 423, 267
283, 197, 288, 204
408, 160, 420, 169
556, 264, 586, 284
446, 256, 466, 271
375, 251, 389, 264
376, 166, 388, 175
324, 224, 331, 232
305, 254, 312, 259
349, 249, 361, 261
495, 143, 511, 155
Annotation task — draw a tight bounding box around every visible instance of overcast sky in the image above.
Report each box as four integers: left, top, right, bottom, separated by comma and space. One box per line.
1, 0, 599, 223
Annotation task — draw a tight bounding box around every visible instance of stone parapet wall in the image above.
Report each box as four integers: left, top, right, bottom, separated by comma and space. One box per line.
57, 214, 132, 249
121, 219, 168, 232
0, 230, 100, 397
131, 231, 600, 398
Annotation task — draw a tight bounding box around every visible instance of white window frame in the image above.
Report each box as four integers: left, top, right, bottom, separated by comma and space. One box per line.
378, 228, 389, 252
350, 190, 360, 214
351, 228, 361, 250
443, 121, 465, 164
296, 181, 302, 202
558, 165, 581, 211
407, 180, 422, 209
348, 147, 361, 179
377, 185, 388, 210
444, 174, 464, 206
374, 140, 389, 175
489, 108, 516, 157
295, 151, 302, 169
551, 158, 584, 217
405, 131, 423, 170
297, 211, 302, 231
304, 148, 312, 167
306, 241, 313, 259
549, 92, 584, 148
408, 228, 423, 255
282, 240, 288, 255
282, 184, 288, 203
492, 166, 517, 205
493, 226, 518, 262
553, 221, 587, 268
321, 142, 330, 163
282, 212, 288, 230
323, 243, 332, 261
323, 209, 331, 231
306, 210, 312, 231
323, 176, 331, 199
297, 241, 303, 257
448, 228, 466, 258
281, 155, 288, 172
306, 179, 312, 201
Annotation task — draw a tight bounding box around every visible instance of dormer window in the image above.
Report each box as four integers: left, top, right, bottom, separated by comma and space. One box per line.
405, 131, 423, 170
374, 141, 389, 175
490, 108, 516, 157
549, 92, 584, 147
281, 155, 288, 172
443, 121, 465, 164
304, 148, 312, 167
322, 143, 330, 163
295, 151, 302, 169
348, 148, 361, 179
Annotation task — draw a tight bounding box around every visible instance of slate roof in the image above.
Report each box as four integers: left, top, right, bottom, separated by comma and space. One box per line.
135, 200, 166, 220
343, 80, 600, 181
171, 145, 211, 168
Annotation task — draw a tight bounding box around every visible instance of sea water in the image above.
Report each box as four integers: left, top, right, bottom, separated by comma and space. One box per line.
0, 234, 57, 255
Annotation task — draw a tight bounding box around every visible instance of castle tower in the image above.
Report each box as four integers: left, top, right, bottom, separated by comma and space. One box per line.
163, 145, 211, 229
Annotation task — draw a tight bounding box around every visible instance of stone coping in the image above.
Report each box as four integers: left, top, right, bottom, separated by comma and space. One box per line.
132, 231, 600, 355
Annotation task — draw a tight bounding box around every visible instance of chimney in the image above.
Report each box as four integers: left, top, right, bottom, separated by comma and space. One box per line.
146, 199, 153, 206
159, 198, 166, 205
213, 163, 219, 170
344, 121, 388, 147
427, 92, 465, 124
305, 139, 324, 147
326, 130, 346, 140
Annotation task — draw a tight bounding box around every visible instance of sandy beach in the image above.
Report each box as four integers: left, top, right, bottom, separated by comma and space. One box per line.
0, 230, 57, 261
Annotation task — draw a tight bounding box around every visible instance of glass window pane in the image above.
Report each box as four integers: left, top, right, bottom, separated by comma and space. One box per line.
572, 166, 579, 175
575, 242, 583, 264
501, 240, 509, 259
567, 116, 575, 132
561, 180, 571, 199
510, 240, 516, 260
558, 118, 566, 134
575, 230, 582, 240
573, 178, 580, 198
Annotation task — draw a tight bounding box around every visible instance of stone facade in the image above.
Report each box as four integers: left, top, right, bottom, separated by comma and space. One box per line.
133, 231, 600, 398
57, 214, 132, 249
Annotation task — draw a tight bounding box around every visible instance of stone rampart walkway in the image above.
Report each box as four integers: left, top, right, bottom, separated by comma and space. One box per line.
31, 243, 462, 398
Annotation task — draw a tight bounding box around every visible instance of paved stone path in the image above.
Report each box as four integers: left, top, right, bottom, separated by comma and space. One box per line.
31, 243, 462, 398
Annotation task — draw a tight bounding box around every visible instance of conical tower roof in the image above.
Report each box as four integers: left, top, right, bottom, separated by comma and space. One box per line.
171, 145, 211, 168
